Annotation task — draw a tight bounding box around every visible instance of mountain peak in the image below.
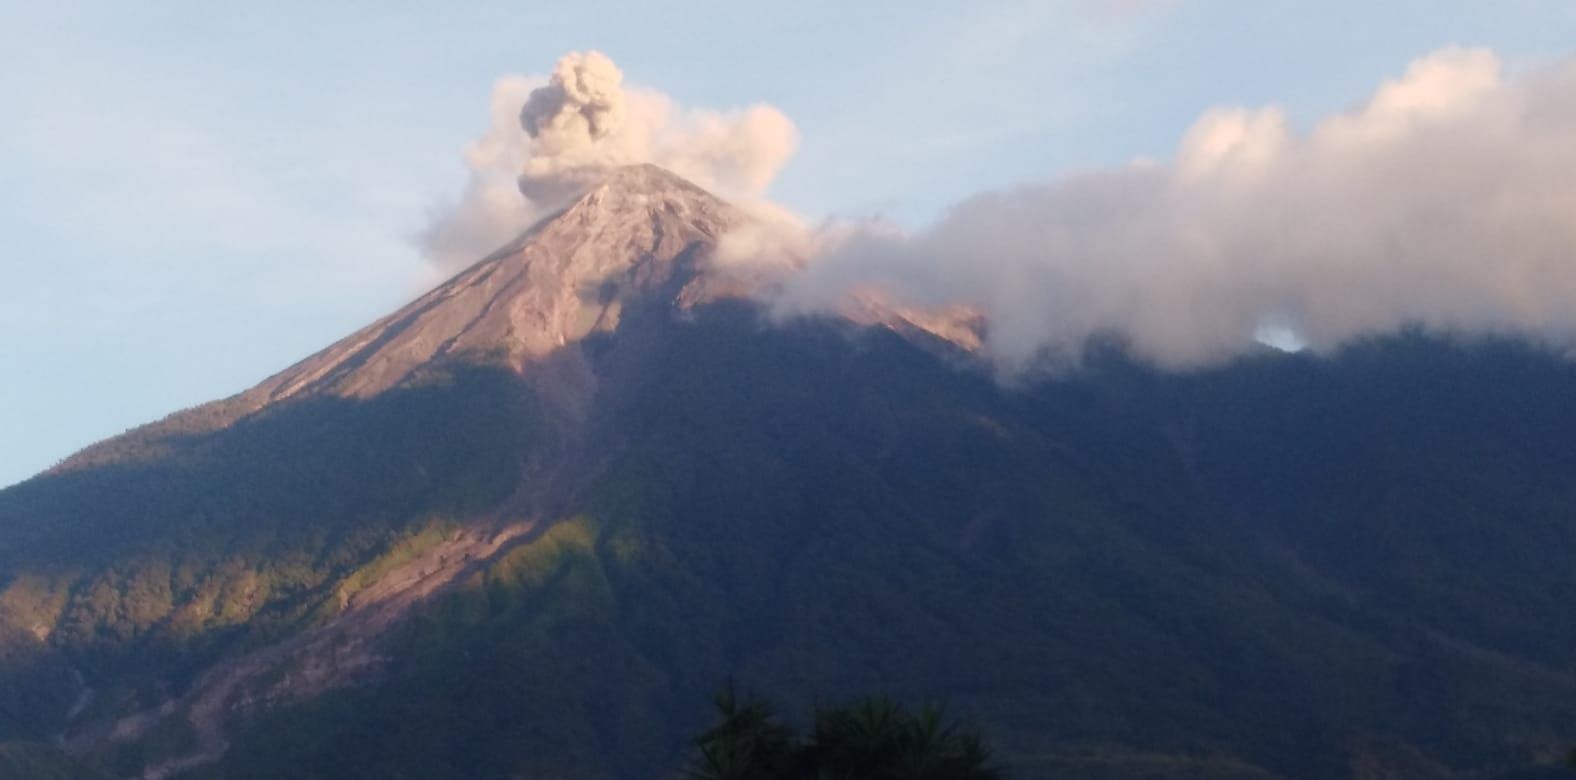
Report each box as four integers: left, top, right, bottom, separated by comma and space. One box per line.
251, 165, 746, 404
199, 162, 974, 417
584, 162, 714, 194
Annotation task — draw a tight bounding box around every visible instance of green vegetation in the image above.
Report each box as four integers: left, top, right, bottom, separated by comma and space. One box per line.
335, 522, 460, 605
689, 686, 1000, 780
0, 741, 108, 780
0, 361, 537, 740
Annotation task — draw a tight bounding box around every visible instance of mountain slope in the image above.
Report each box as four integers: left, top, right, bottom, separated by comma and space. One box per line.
204, 320, 1576, 780
3, 167, 1576, 779
0, 163, 745, 775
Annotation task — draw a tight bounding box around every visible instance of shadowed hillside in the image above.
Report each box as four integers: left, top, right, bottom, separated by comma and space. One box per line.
4, 168, 1576, 780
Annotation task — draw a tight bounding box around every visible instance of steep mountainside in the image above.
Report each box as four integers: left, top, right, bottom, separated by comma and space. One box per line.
2, 166, 1575, 780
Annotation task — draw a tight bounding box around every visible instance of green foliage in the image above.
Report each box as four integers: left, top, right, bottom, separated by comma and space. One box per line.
689, 686, 797, 780
0, 741, 109, 780
334, 522, 458, 604
0, 362, 537, 738
688, 686, 1001, 780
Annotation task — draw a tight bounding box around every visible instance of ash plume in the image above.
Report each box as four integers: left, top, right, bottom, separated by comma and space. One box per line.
421, 51, 797, 271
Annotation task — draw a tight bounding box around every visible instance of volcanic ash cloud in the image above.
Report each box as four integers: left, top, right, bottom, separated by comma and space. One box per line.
422, 50, 798, 272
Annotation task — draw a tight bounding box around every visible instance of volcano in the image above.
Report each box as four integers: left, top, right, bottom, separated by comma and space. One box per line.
3, 166, 1576, 780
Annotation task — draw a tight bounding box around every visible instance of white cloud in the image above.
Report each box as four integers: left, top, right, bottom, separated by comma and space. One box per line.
772, 47, 1576, 370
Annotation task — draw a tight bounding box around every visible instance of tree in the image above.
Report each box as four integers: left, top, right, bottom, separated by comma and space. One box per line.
688, 686, 1002, 780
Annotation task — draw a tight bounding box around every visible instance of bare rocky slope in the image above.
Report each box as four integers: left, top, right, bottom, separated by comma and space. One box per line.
53, 164, 751, 475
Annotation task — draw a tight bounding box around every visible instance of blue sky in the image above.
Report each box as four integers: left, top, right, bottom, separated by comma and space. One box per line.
4, 0, 1575, 487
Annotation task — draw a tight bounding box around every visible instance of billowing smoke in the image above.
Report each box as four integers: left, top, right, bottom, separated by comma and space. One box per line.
516, 50, 632, 203
775, 47, 1576, 370
421, 51, 797, 271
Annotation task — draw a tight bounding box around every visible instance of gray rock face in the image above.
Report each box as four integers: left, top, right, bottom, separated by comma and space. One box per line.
252, 163, 745, 404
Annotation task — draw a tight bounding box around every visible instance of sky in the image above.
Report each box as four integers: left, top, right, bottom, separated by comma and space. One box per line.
3, 1, 1576, 488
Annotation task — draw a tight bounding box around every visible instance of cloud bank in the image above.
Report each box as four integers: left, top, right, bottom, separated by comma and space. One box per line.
777, 47, 1576, 369
421, 51, 797, 271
